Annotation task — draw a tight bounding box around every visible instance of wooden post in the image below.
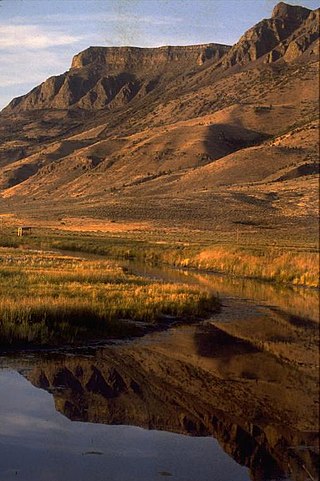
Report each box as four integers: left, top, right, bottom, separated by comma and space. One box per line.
17, 226, 32, 237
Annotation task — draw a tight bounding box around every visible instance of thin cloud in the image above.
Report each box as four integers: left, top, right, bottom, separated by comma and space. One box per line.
0, 21, 86, 109
0, 53, 64, 87
0, 413, 65, 437
8, 12, 184, 27
0, 24, 82, 49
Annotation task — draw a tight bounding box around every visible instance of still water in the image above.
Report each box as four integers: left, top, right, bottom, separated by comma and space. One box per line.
0, 261, 319, 481
0, 370, 250, 481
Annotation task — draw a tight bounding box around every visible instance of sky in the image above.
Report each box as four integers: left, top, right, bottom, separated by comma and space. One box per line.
0, 0, 319, 110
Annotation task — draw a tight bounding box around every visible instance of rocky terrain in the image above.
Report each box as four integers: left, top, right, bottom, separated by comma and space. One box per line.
0, 2, 319, 242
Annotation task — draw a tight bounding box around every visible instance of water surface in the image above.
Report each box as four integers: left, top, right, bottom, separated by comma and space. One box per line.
0, 261, 318, 481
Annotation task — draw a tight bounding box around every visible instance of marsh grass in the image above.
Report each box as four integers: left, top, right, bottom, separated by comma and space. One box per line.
177, 246, 319, 287
0, 250, 218, 346
0, 226, 318, 287
51, 238, 320, 287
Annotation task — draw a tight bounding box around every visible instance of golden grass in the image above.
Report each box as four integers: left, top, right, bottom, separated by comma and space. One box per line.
177, 246, 319, 287
0, 224, 318, 287
0, 249, 218, 346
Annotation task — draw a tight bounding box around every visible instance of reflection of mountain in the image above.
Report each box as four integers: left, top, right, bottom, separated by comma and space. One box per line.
25, 317, 319, 481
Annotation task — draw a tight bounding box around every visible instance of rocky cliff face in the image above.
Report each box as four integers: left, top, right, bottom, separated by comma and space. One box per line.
71, 44, 230, 70
272, 1, 311, 21
4, 43, 230, 112
5, 2, 319, 112
282, 8, 319, 61
4, 2, 318, 114
220, 2, 317, 67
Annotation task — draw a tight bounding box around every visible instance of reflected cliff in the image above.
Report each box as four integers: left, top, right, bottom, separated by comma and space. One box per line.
2, 260, 318, 481
22, 299, 319, 481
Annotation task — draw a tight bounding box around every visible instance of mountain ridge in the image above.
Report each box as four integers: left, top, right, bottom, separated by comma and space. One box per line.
4, 3, 318, 113
0, 2, 318, 241
4, 43, 231, 112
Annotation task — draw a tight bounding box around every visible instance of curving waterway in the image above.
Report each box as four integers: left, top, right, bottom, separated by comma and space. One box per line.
0, 259, 319, 481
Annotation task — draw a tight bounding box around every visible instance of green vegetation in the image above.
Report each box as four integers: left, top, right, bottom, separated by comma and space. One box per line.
0, 248, 218, 347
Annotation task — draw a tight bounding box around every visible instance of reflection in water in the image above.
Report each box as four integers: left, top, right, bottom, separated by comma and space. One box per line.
0, 264, 319, 481
1, 370, 249, 481
127, 261, 319, 322
14, 299, 318, 481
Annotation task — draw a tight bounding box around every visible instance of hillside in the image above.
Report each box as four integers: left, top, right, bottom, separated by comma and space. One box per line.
0, 1, 319, 243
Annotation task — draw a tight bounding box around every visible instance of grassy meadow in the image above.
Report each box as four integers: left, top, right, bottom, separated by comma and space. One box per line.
0, 248, 219, 347
0, 222, 317, 348
168, 246, 319, 287
1, 224, 318, 287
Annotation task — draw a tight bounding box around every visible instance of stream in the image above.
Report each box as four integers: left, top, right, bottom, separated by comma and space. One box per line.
0, 259, 319, 481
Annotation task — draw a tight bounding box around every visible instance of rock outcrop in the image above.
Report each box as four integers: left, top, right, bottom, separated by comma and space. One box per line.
4, 3, 318, 114
4, 43, 230, 112
271, 1, 311, 22
219, 2, 318, 67
4, 2, 319, 112
71, 44, 229, 70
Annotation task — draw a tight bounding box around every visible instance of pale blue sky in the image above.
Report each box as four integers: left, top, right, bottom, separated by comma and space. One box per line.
0, 0, 318, 109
